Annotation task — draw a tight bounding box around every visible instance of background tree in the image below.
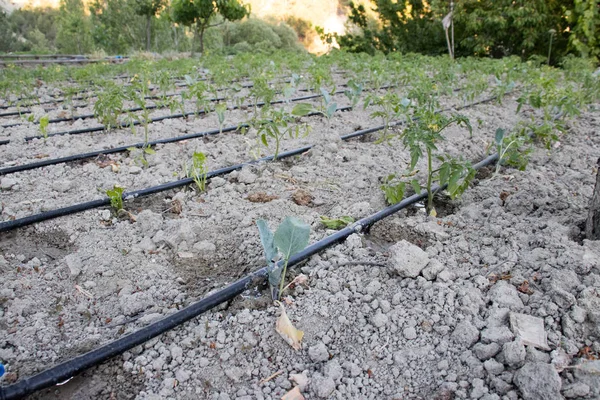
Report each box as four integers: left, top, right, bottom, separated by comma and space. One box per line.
133, 0, 166, 51
171, 0, 249, 56
56, 0, 93, 54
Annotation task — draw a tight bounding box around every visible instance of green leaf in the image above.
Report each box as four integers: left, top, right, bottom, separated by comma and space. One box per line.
256, 219, 277, 263
291, 103, 314, 116
144, 147, 156, 155
326, 102, 337, 118
274, 217, 310, 260
495, 128, 505, 146
260, 133, 269, 147
410, 179, 421, 194
320, 216, 354, 230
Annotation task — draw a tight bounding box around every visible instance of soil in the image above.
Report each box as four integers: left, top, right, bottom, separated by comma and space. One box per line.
0, 74, 599, 400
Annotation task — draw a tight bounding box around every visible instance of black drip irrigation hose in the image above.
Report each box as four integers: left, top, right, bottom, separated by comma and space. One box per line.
3, 85, 380, 145
0, 150, 499, 400
0, 110, 31, 118
0, 95, 497, 233
0, 104, 352, 176
0, 75, 294, 112
0, 97, 226, 129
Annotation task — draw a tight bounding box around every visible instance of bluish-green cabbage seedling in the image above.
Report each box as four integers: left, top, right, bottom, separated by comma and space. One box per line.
257, 217, 310, 300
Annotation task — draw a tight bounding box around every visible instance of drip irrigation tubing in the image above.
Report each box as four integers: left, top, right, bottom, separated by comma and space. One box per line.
0, 96, 228, 129
0, 94, 498, 233
5, 83, 390, 144
0, 150, 499, 400
0, 105, 353, 176
0, 74, 295, 111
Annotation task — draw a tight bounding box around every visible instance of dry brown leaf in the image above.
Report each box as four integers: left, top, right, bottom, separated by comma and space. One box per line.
248, 192, 279, 203
281, 386, 304, 400
275, 301, 304, 351
292, 189, 313, 206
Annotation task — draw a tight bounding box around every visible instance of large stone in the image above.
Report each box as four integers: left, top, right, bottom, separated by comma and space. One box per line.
389, 240, 430, 278
513, 362, 562, 400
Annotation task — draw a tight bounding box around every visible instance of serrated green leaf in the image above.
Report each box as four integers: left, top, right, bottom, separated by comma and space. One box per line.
411, 179, 421, 194
274, 217, 310, 260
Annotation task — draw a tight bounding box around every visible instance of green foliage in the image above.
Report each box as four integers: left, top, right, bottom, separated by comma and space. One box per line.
185, 151, 208, 191
320, 216, 354, 230
226, 18, 303, 54
492, 128, 531, 174
56, 0, 93, 54
256, 217, 310, 300
338, 0, 596, 62
252, 107, 311, 160
171, 0, 249, 55
106, 185, 125, 213
39, 115, 49, 140
94, 84, 125, 131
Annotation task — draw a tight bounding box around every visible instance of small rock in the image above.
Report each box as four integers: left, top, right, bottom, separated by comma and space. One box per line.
193, 240, 217, 253
473, 342, 501, 361
238, 168, 257, 184
129, 166, 142, 174
403, 327, 417, 340
513, 362, 562, 400
562, 383, 590, 398
488, 281, 524, 310
484, 359, 504, 376
422, 259, 445, 280
481, 326, 514, 345
389, 240, 430, 278
0, 177, 17, 190
502, 340, 526, 368
210, 176, 226, 188
324, 359, 343, 381
175, 369, 190, 383
312, 374, 335, 398
308, 342, 329, 363
451, 320, 480, 348
371, 312, 389, 328
471, 378, 488, 399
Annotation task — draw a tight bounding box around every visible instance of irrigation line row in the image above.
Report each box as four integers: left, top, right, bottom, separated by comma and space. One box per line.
3, 83, 391, 145
0, 149, 499, 400
0, 105, 353, 176
0, 74, 296, 111
0, 94, 498, 233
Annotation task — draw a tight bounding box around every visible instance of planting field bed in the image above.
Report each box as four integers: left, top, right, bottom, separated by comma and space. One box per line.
1, 52, 600, 400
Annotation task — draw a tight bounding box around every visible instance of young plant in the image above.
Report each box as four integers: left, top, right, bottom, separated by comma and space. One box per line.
398, 102, 474, 215
344, 79, 363, 109
39, 115, 49, 140
256, 217, 310, 300
363, 92, 407, 141
252, 107, 311, 160
94, 85, 125, 131
106, 185, 125, 214
215, 103, 227, 134
185, 151, 208, 191
492, 128, 530, 174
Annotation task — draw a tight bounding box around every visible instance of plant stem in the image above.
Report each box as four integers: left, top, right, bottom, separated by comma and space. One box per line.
278, 259, 290, 300
426, 147, 433, 214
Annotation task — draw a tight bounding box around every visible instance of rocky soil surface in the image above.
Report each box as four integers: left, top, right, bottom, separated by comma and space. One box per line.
0, 78, 599, 400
